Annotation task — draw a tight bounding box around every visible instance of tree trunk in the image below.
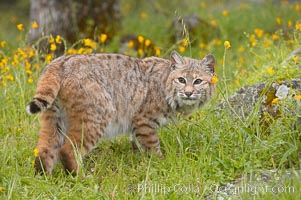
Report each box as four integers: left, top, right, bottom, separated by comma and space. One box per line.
29, 0, 121, 51
29, 0, 77, 45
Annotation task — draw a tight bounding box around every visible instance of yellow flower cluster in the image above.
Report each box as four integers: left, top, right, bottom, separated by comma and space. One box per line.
1, 43, 38, 87
49, 35, 62, 52
125, 35, 161, 58
67, 33, 108, 55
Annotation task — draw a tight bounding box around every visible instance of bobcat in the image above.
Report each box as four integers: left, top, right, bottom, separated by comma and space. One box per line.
26, 51, 215, 175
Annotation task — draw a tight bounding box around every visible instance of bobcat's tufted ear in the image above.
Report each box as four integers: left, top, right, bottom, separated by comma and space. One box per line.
170, 51, 185, 69
200, 54, 215, 74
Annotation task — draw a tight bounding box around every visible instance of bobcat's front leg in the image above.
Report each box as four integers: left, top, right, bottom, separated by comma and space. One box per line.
132, 117, 163, 157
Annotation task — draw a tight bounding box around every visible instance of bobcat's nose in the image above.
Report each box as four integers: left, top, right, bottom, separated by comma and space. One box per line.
185, 92, 193, 97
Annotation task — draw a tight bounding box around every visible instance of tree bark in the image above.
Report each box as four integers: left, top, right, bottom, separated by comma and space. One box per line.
29, 0, 77, 45
29, 0, 121, 48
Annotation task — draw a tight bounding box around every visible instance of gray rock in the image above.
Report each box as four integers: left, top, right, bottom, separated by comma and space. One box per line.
216, 79, 301, 122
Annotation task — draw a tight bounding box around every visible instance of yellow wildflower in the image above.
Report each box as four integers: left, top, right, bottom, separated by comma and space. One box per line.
238, 46, 244, 52
267, 67, 275, 75
144, 39, 151, 47
178, 46, 185, 53
199, 43, 205, 49
34, 148, 39, 157
29, 50, 35, 58
137, 36, 144, 43
294, 94, 301, 100
254, 28, 264, 38
214, 39, 222, 46
288, 20, 293, 27
0, 41, 6, 48
11, 60, 19, 66
17, 24, 24, 31
49, 37, 55, 43
182, 39, 188, 46
0, 187, 2, 193
78, 48, 85, 54
83, 39, 96, 48
234, 79, 240, 86
276, 17, 282, 25
31, 21, 38, 29
296, 22, 301, 31
292, 56, 298, 64
26, 70, 32, 75
28, 77, 33, 84
296, 3, 301, 11
2, 79, 6, 87
137, 49, 143, 57
272, 34, 279, 40
211, 19, 217, 26
100, 33, 107, 43
1, 57, 8, 64
140, 12, 148, 19
50, 43, 57, 51
84, 48, 93, 54
211, 76, 218, 84
55, 35, 62, 44
67, 48, 77, 54
249, 34, 257, 46
45, 54, 54, 64
222, 10, 228, 17
224, 40, 231, 49
6, 74, 14, 82
263, 40, 272, 48
155, 47, 161, 56
127, 41, 134, 48
271, 98, 279, 104
1, 66, 9, 74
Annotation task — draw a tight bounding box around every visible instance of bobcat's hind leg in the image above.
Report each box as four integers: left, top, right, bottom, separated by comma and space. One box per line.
34, 109, 65, 175
59, 110, 111, 175
58, 81, 114, 175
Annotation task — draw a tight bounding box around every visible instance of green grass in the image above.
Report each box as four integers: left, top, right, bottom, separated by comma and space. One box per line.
1, 0, 301, 199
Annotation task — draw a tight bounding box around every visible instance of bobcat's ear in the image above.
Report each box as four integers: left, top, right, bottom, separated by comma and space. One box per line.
170, 51, 185, 69
200, 54, 215, 74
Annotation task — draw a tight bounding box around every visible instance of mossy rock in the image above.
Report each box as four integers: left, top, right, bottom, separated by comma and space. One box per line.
216, 78, 301, 126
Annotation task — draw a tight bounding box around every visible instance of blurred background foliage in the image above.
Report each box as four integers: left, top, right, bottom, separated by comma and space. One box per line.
0, 0, 301, 92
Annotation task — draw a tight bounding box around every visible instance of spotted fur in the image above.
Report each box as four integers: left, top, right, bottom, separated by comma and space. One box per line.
26, 51, 215, 175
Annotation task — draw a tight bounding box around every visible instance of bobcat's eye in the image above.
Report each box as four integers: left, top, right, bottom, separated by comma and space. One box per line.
193, 79, 203, 85
178, 77, 186, 84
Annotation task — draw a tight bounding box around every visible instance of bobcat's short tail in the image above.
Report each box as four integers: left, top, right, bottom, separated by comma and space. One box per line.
26, 59, 63, 115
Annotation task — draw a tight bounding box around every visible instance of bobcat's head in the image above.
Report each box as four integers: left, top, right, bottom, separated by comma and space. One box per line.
166, 51, 215, 110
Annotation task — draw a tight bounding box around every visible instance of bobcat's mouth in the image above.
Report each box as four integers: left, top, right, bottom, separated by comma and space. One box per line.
179, 97, 198, 106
